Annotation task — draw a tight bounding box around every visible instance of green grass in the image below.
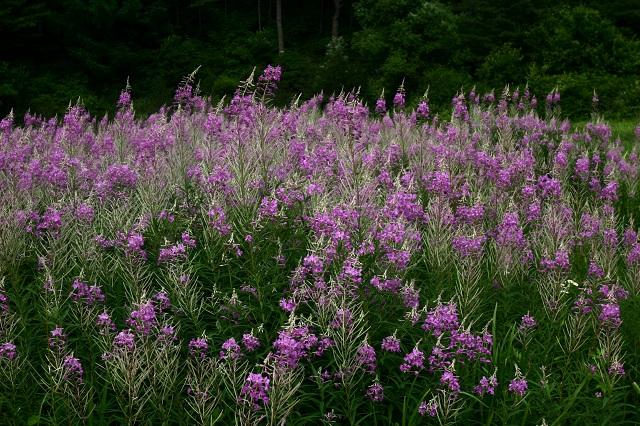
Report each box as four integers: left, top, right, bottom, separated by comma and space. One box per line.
611, 120, 639, 151
573, 119, 638, 151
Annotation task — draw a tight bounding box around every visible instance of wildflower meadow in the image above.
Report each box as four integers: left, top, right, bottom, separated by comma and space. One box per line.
0, 66, 639, 425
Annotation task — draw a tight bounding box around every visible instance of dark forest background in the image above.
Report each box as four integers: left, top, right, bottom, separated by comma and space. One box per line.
2, 0, 640, 120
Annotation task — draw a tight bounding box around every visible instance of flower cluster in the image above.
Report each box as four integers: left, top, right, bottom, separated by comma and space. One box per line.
474, 373, 498, 396
1, 73, 639, 424
240, 373, 270, 410
273, 326, 322, 369
127, 301, 157, 335
70, 279, 105, 305
0, 342, 17, 360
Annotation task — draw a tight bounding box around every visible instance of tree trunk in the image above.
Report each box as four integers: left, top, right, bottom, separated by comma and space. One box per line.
276, 0, 284, 53
332, 0, 341, 39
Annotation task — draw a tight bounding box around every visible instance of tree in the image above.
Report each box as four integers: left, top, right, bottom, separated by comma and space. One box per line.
332, 0, 341, 39
276, 0, 284, 53
352, 0, 460, 99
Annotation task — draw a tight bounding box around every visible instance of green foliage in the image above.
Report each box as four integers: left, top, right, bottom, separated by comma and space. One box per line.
0, 62, 26, 110
353, 0, 460, 100
527, 70, 640, 119
420, 66, 472, 111
478, 44, 526, 88
533, 7, 640, 75
1, 0, 640, 120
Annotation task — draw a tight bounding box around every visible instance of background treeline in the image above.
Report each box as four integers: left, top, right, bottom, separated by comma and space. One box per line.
1, 0, 640, 119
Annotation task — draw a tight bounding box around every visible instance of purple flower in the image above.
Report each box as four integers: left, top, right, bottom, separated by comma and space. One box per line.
518, 313, 537, 331
401, 285, 420, 309
70, 279, 105, 305
456, 204, 485, 225
127, 301, 156, 335
599, 303, 622, 328
623, 228, 638, 247
125, 232, 146, 258
440, 369, 461, 393
400, 347, 425, 375
117, 89, 132, 108
102, 164, 138, 195
273, 333, 305, 368
189, 337, 209, 360
452, 235, 486, 257
62, 355, 84, 383
603, 228, 618, 248
474, 374, 498, 396
601, 181, 618, 202
425, 171, 452, 196
483, 91, 496, 103
508, 377, 528, 396
381, 335, 401, 352
340, 259, 362, 284
49, 327, 67, 351
272, 326, 318, 369
575, 156, 590, 178
627, 243, 640, 266
393, 91, 405, 109
366, 382, 384, 402
448, 329, 493, 363
75, 203, 95, 222
153, 291, 171, 311
579, 213, 602, 240
94, 235, 113, 249
452, 93, 468, 121
279, 298, 297, 313
416, 100, 429, 119
537, 175, 562, 198
158, 243, 187, 263
259, 64, 282, 82
418, 399, 437, 417
158, 210, 175, 223
496, 212, 526, 249
599, 283, 629, 301
303, 254, 324, 275
608, 361, 625, 376
37, 208, 63, 236
96, 311, 116, 331
314, 337, 333, 357
542, 249, 570, 272
259, 197, 278, 218
0, 292, 8, 314
357, 342, 377, 373
220, 337, 242, 360
181, 231, 197, 248
375, 97, 387, 114
242, 333, 261, 352
587, 260, 604, 278
371, 277, 402, 292
525, 200, 541, 222
241, 372, 270, 409
114, 330, 135, 351
330, 308, 353, 329
423, 303, 459, 337
174, 83, 196, 105
158, 325, 177, 345
0, 342, 17, 360
207, 207, 232, 235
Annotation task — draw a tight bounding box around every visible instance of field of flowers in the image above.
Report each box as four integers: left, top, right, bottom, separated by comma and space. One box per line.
0, 66, 639, 425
